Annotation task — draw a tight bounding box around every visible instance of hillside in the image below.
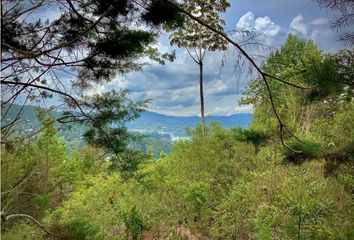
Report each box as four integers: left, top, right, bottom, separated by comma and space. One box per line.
1, 103, 252, 155
2, 7, 354, 239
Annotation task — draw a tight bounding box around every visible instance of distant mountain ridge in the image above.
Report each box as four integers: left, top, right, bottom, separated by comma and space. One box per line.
2, 103, 252, 130
2, 103, 253, 155
128, 111, 252, 128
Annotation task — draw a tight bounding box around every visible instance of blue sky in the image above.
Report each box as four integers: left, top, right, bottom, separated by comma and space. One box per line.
87, 0, 344, 116
22, 0, 344, 116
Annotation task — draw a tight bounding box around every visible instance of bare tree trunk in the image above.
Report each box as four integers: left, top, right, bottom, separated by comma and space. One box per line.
199, 61, 205, 135
185, 48, 206, 135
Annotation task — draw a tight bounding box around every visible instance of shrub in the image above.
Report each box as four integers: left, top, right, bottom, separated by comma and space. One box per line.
284, 139, 323, 163
57, 219, 98, 240
123, 207, 147, 240
232, 128, 268, 150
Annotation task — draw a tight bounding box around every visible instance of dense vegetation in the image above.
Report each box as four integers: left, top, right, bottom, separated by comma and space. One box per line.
2, 35, 353, 239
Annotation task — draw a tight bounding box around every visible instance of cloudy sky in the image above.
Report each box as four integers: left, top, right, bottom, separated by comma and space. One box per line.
90, 0, 344, 116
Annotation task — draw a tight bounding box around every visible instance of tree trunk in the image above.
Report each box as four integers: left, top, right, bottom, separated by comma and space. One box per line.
199, 61, 205, 135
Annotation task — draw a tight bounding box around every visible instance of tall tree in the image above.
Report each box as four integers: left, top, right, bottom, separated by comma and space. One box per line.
69, 90, 150, 176
169, 0, 229, 134
241, 35, 352, 156
1, 0, 182, 139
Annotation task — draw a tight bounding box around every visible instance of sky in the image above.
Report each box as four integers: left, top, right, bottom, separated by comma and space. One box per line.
87, 0, 345, 116
13, 0, 345, 116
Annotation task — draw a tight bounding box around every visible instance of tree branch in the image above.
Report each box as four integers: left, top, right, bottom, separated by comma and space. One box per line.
185, 48, 199, 64
1, 80, 128, 165
2, 4, 114, 62
1, 211, 53, 236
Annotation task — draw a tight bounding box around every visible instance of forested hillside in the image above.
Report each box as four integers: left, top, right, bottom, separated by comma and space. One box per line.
1, 0, 353, 239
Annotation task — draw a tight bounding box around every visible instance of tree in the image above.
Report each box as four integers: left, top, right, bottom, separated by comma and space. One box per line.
241, 35, 322, 129
166, 1, 319, 151
1, 0, 182, 140
241, 35, 353, 160
169, 0, 229, 134
66, 90, 150, 176
1, 111, 67, 236
1, 0, 182, 85
1, 0, 184, 179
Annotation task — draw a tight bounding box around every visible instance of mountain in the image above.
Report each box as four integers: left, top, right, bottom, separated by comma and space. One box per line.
128, 111, 252, 129
128, 111, 252, 143
2, 103, 252, 155
2, 103, 252, 132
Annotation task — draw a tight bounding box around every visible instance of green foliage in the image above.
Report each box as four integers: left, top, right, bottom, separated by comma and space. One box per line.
129, 134, 173, 158
74, 90, 151, 175
1, 110, 68, 220
183, 182, 210, 211
4, 121, 353, 239
109, 149, 151, 179
34, 195, 51, 216
212, 160, 353, 240
338, 174, 354, 192
169, 0, 230, 51
143, 0, 184, 27
2, 0, 181, 90
81, 90, 147, 152
312, 101, 354, 150
284, 138, 324, 163
241, 35, 353, 160
232, 127, 269, 149
304, 49, 353, 101
57, 219, 99, 240
1, 111, 106, 238
212, 183, 259, 239
2, 33, 354, 240
123, 207, 147, 240
1, 223, 45, 240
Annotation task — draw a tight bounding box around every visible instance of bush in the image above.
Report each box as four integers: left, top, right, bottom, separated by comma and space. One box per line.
232, 128, 268, 150
284, 139, 323, 163
1, 223, 44, 240
123, 207, 147, 240
57, 219, 98, 240
211, 183, 259, 239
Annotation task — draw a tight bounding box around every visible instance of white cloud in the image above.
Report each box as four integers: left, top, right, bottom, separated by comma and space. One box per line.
207, 106, 232, 116
234, 105, 254, 113
254, 16, 281, 37
236, 12, 281, 37
236, 12, 256, 30
170, 86, 199, 103
85, 84, 106, 96
236, 12, 338, 54
236, 11, 282, 44
309, 20, 339, 52
289, 14, 307, 36
207, 105, 253, 116
311, 18, 329, 26
84, 12, 340, 117
206, 80, 228, 95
